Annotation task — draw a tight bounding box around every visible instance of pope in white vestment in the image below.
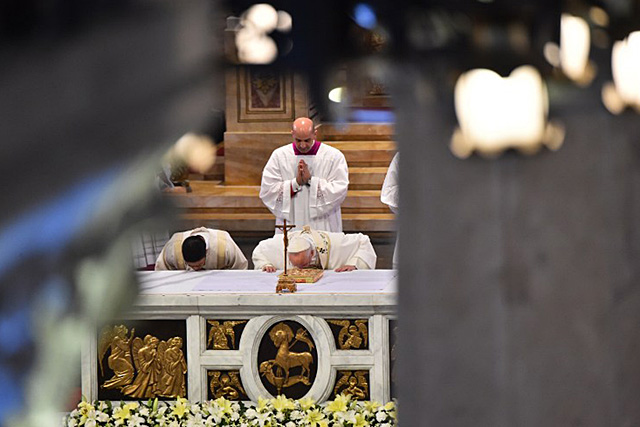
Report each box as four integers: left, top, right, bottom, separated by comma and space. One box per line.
380, 153, 399, 268
155, 227, 248, 270
260, 117, 349, 233
252, 226, 377, 272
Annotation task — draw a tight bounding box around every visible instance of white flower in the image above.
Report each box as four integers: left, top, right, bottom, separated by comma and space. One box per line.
245, 408, 258, 419
186, 413, 205, 427
376, 411, 388, 422
380, 423, 391, 427
139, 407, 150, 417
66, 418, 77, 427
126, 414, 145, 427
275, 411, 285, 421
252, 411, 271, 427
85, 420, 96, 427
286, 422, 296, 427
290, 410, 302, 420
231, 411, 240, 421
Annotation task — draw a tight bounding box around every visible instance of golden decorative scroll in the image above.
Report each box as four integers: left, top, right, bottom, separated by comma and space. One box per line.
208, 371, 246, 400
334, 371, 369, 400
328, 320, 368, 349
259, 323, 315, 395
206, 320, 247, 350
98, 325, 186, 399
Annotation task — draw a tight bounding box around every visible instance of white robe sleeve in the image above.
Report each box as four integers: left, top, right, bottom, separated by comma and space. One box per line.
223, 231, 248, 270
154, 232, 182, 270
381, 153, 399, 214
309, 150, 349, 219
345, 233, 377, 270
252, 235, 284, 270
259, 151, 293, 221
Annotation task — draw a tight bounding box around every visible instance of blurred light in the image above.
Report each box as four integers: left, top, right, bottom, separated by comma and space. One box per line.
236, 33, 278, 64
277, 11, 293, 32
243, 3, 278, 33
235, 4, 292, 64
351, 109, 395, 123
353, 3, 377, 30
560, 14, 593, 85
589, 7, 609, 27
172, 133, 217, 174
603, 31, 640, 114
543, 42, 561, 67
328, 87, 346, 103
451, 66, 564, 158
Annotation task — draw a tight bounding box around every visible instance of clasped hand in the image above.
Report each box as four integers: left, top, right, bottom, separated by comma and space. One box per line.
296, 160, 311, 186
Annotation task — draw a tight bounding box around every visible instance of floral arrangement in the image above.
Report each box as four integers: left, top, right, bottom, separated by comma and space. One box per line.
65, 394, 396, 427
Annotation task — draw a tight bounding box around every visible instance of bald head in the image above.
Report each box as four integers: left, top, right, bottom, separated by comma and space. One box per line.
292, 117, 316, 153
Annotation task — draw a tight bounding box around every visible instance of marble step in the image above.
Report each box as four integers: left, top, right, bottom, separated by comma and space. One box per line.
179, 212, 395, 232
349, 166, 388, 190
169, 183, 391, 211
325, 141, 396, 166
317, 123, 394, 141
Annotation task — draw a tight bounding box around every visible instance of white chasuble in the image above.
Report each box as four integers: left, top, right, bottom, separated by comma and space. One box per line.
260, 143, 349, 233
251, 229, 377, 271
155, 227, 248, 270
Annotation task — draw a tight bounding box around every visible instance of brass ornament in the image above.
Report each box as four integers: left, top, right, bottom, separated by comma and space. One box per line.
208, 371, 247, 400
206, 320, 247, 350
334, 371, 369, 400
328, 320, 368, 350
259, 322, 315, 395
98, 325, 187, 399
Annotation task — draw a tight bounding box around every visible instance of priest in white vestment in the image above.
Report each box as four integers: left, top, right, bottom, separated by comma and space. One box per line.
260, 117, 349, 233
252, 226, 377, 272
155, 227, 248, 270
381, 153, 399, 268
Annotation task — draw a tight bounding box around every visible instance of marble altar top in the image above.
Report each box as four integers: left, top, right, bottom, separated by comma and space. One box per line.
131, 270, 397, 316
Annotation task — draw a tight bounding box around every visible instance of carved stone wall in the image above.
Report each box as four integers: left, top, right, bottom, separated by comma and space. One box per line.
224, 67, 310, 185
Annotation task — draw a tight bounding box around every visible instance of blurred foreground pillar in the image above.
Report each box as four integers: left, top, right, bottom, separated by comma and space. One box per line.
396, 65, 640, 426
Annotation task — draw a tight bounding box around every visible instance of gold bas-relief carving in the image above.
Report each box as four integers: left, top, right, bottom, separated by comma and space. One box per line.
259, 323, 315, 395
209, 371, 246, 400
98, 325, 187, 399
328, 320, 368, 349
207, 320, 247, 350
334, 371, 369, 400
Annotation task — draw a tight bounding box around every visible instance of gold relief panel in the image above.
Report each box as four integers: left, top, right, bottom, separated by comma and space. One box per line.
206, 320, 247, 350
327, 319, 369, 350
332, 370, 370, 400
207, 370, 248, 401
258, 321, 317, 399
237, 67, 295, 122
97, 321, 187, 400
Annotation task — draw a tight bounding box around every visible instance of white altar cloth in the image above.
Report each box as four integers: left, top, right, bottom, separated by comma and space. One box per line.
137, 270, 397, 294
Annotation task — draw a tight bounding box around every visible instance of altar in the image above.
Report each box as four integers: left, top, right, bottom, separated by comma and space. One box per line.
82, 270, 397, 404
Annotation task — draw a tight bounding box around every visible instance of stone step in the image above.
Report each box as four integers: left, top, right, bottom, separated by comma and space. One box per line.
317, 123, 394, 141
179, 212, 395, 232
349, 166, 387, 190
168, 183, 390, 210
325, 141, 396, 166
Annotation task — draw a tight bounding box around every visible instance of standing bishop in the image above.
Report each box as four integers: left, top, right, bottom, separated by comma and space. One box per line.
260, 117, 349, 233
